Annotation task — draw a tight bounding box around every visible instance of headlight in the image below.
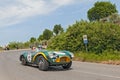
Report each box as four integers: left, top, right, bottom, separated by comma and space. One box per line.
49, 53, 58, 59
69, 52, 74, 58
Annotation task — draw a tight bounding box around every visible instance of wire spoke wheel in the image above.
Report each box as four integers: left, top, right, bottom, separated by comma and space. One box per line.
62, 61, 72, 69
21, 57, 27, 65
38, 56, 49, 71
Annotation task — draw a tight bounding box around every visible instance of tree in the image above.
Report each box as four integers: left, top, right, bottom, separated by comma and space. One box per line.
38, 35, 44, 41
8, 42, 25, 49
53, 24, 64, 35
87, 1, 118, 21
43, 29, 53, 40
30, 37, 36, 43
109, 13, 120, 23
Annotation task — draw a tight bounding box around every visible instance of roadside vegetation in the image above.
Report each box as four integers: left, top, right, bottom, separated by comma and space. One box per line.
3, 1, 120, 64
0, 46, 3, 51
74, 51, 120, 64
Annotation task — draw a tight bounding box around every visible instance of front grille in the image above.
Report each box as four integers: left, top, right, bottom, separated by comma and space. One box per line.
55, 56, 70, 62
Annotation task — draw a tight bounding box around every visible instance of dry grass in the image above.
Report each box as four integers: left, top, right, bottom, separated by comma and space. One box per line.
101, 60, 120, 65
73, 51, 120, 65
73, 57, 120, 65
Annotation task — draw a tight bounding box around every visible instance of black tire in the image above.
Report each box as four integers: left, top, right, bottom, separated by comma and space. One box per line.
38, 56, 49, 71
21, 56, 27, 65
62, 61, 72, 69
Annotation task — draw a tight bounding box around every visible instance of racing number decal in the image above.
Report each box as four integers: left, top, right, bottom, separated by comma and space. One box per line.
27, 53, 32, 62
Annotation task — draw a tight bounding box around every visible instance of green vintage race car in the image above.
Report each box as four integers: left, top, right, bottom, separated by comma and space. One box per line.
20, 49, 74, 71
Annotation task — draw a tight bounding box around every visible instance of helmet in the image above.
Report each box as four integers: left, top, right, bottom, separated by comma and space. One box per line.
38, 45, 42, 48
32, 46, 36, 50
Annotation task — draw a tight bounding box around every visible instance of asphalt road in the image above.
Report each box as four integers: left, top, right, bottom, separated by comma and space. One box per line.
0, 50, 120, 80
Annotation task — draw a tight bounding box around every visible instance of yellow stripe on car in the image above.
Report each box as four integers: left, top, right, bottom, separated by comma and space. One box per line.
32, 52, 48, 61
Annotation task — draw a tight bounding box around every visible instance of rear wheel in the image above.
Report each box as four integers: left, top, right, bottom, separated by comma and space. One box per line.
62, 61, 72, 69
21, 56, 27, 65
38, 56, 49, 71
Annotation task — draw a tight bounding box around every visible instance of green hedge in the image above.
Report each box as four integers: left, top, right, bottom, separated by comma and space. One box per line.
8, 41, 30, 49
48, 21, 120, 53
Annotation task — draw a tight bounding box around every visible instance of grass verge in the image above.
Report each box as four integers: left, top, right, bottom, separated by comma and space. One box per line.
73, 51, 120, 65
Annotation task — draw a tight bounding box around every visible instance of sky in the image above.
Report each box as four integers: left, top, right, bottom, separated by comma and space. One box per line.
0, 0, 120, 46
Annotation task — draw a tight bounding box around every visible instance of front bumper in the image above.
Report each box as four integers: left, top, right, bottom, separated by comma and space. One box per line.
54, 56, 71, 63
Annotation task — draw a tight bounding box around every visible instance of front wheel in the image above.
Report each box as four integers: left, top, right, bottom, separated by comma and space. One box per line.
38, 56, 49, 71
21, 56, 27, 65
62, 61, 72, 69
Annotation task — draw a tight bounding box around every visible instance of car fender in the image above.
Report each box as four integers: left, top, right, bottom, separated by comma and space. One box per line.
20, 52, 28, 61
61, 50, 74, 59
32, 52, 48, 62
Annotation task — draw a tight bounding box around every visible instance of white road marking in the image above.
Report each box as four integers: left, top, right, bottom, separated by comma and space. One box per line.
73, 70, 120, 79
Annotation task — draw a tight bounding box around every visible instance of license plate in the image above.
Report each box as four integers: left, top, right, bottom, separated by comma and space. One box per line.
60, 58, 66, 62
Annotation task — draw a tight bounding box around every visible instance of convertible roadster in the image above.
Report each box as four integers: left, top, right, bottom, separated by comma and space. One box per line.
20, 49, 74, 71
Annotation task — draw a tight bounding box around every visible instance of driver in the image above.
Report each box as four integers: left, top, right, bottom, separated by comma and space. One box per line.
36, 45, 42, 52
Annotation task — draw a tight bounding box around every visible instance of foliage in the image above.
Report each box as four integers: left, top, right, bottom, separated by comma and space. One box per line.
48, 20, 120, 53
48, 32, 66, 50
109, 13, 120, 23
0, 46, 2, 50
24, 41, 30, 48
7, 28, 53, 50
87, 1, 118, 21
74, 51, 120, 62
38, 35, 44, 41
53, 24, 64, 35
43, 29, 53, 40
29, 37, 36, 43
8, 42, 30, 49
100, 13, 120, 24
